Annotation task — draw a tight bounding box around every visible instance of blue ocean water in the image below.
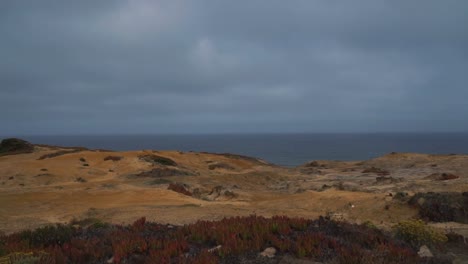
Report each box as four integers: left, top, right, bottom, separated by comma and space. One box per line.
9, 133, 468, 167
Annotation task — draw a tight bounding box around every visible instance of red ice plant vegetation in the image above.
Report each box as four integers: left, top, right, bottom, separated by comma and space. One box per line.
0, 215, 424, 264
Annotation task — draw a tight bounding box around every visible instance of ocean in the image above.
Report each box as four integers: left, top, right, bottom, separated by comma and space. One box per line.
9, 133, 468, 167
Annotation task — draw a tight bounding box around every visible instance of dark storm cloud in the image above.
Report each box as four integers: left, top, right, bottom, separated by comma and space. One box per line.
1, 0, 467, 134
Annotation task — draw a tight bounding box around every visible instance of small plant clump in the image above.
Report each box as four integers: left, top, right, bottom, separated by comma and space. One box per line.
75, 177, 87, 183
0, 216, 426, 264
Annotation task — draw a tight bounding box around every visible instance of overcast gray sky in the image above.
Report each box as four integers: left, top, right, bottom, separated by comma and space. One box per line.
1, 1, 467, 135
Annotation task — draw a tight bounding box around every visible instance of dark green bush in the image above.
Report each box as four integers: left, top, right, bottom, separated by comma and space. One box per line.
139, 154, 177, 166
0, 138, 34, 156
409, 192, 468, 223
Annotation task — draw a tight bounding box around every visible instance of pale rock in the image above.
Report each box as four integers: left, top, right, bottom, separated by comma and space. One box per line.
418, 245, 433, 258
260, 247, 276, 258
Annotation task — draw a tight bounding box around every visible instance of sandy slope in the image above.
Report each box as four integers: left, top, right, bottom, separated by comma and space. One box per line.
1, 146, 467, 236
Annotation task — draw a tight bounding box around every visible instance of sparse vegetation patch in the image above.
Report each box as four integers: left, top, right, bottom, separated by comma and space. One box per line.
37, 149, 84, 160
362, 167, 390, 176
208, 162, 235, 170
167, 183, 192, 196
104, 155, 123, 161
131, 168, 192, 178
139, 154, 178, 166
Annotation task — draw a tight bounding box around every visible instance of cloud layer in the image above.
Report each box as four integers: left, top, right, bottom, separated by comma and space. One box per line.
1, 1, 467, 134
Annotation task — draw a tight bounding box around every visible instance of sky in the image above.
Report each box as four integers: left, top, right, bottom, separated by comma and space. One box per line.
1, 1, 468, 135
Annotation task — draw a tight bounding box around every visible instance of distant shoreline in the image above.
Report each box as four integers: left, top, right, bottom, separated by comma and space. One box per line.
1, 133, 468, 167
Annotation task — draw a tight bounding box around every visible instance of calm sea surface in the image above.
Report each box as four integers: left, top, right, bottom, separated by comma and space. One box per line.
9, 133, 468, 167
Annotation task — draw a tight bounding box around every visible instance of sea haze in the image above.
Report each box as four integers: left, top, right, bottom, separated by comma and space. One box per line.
8, 133, 468, 167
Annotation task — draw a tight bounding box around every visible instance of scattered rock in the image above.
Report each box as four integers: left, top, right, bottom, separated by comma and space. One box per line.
82, 163, 89, 167
418, 245, 433, 258
8, 176, 14, 180
259, 247, 276, 258
79, 157, 87, 162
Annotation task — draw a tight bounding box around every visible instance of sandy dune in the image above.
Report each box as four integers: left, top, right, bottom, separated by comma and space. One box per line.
1, 145, 467, 236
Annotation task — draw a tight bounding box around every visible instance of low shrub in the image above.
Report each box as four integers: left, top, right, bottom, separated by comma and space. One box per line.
147, 179, 172, 185
139, 154, 177, 166
104, 156, 123, 161
132, 168, 192, 178
19, 224, 75, 247
394, 219, 447, 247
362, 167, 390, 176
37, 149, 84, 160
208, 163, 235, 170
168, 183, 192, 196
0, 138, 34, 156
409, 192, 468, 223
